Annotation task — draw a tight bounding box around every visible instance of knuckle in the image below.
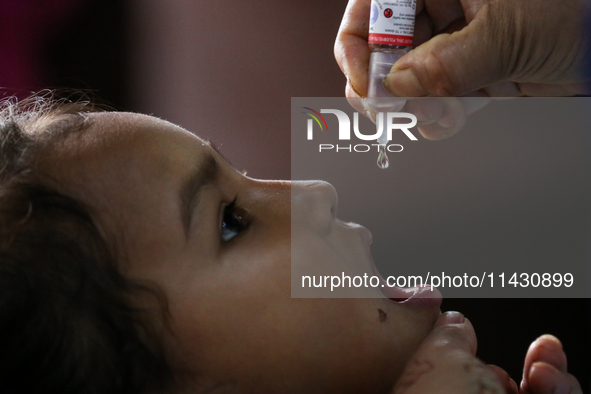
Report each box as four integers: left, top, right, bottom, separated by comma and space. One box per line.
416, 37, 461, 96
464, 358, 506, 394
395, 359, 436, 392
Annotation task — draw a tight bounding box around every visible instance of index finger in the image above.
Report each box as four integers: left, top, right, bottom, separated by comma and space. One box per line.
335, 0, 372, 96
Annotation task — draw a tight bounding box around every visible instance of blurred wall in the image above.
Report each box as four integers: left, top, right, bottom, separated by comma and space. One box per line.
127, 0, 346, 179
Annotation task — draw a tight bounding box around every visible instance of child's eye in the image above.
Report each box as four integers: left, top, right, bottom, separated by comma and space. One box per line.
221, 198, 248, 242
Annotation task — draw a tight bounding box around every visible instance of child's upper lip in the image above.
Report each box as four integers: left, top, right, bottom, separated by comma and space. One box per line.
335, 219, 373, 246
358, 225, 373, 247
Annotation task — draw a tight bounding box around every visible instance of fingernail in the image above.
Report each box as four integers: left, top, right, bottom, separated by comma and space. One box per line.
440, 311, 465, 325
384, 68, 427, 97
537, 341, 562, 360
538, 334, 562, 348
529, 334, 563, 365
361, 100, 376, 123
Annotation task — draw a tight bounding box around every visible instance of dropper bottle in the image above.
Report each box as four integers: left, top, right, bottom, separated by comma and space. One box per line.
367, 0, 417, 168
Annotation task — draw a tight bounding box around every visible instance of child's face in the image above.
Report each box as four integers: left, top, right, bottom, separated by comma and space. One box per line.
41, 112, 441, 393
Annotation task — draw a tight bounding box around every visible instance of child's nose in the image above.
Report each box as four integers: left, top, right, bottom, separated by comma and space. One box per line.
291, 180, 338, 234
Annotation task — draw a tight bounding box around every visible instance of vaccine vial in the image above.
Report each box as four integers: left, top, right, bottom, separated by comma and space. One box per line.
367, 0, 417, 168
368, 0, 417, 97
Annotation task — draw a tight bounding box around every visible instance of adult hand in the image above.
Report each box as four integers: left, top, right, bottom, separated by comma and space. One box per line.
520, 334, 583, 394
390, 311, 517, 394
336, 0, 589, 139
349, 96, 490, 140
390, 312, 583, 394
335, 0, 589, 99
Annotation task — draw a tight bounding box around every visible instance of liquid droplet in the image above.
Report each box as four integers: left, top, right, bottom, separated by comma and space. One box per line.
377, 145, 389, 169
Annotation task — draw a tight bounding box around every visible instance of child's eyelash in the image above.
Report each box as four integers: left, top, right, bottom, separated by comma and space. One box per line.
221, 197, 249, 242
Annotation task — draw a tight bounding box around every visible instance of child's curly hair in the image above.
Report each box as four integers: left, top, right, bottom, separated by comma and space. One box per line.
0, 93, 172, 394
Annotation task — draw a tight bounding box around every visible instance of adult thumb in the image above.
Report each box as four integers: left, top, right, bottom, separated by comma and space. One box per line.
391, 312, 506, 394
384, 17, 506, 97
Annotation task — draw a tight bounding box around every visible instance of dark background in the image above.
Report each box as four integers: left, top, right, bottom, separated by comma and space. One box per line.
1, 0, 589, 390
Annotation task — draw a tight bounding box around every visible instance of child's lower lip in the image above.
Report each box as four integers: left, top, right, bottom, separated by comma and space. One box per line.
370, 265, 442, 307
379, 284, 442, 309
358, 225, 442, 307
388, 285, 443, 308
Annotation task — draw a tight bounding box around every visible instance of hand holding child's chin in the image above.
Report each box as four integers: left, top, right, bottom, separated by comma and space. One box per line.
520, 334, 582, 394
389, 312, 582, 394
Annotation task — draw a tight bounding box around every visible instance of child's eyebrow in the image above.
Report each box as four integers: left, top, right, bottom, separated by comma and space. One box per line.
203, 139, 248, 176
180, 152, 219, 238
203, 139, 233, 167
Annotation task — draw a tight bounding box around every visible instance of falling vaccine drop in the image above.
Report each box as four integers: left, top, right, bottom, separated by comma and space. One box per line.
377, 145, 389, 169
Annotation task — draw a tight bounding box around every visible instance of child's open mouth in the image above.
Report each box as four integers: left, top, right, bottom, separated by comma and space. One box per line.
381, 283, 442, 307
359, 226, 443, 307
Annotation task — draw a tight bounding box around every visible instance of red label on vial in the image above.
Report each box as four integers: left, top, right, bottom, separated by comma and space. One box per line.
368, 33, 413, 46
369, 0, 415, 47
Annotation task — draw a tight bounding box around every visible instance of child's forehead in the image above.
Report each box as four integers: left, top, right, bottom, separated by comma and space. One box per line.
44, 111, 203, 159
88, 112, 196, 141
36, 111, 207, 192
35, 112, 214, 233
